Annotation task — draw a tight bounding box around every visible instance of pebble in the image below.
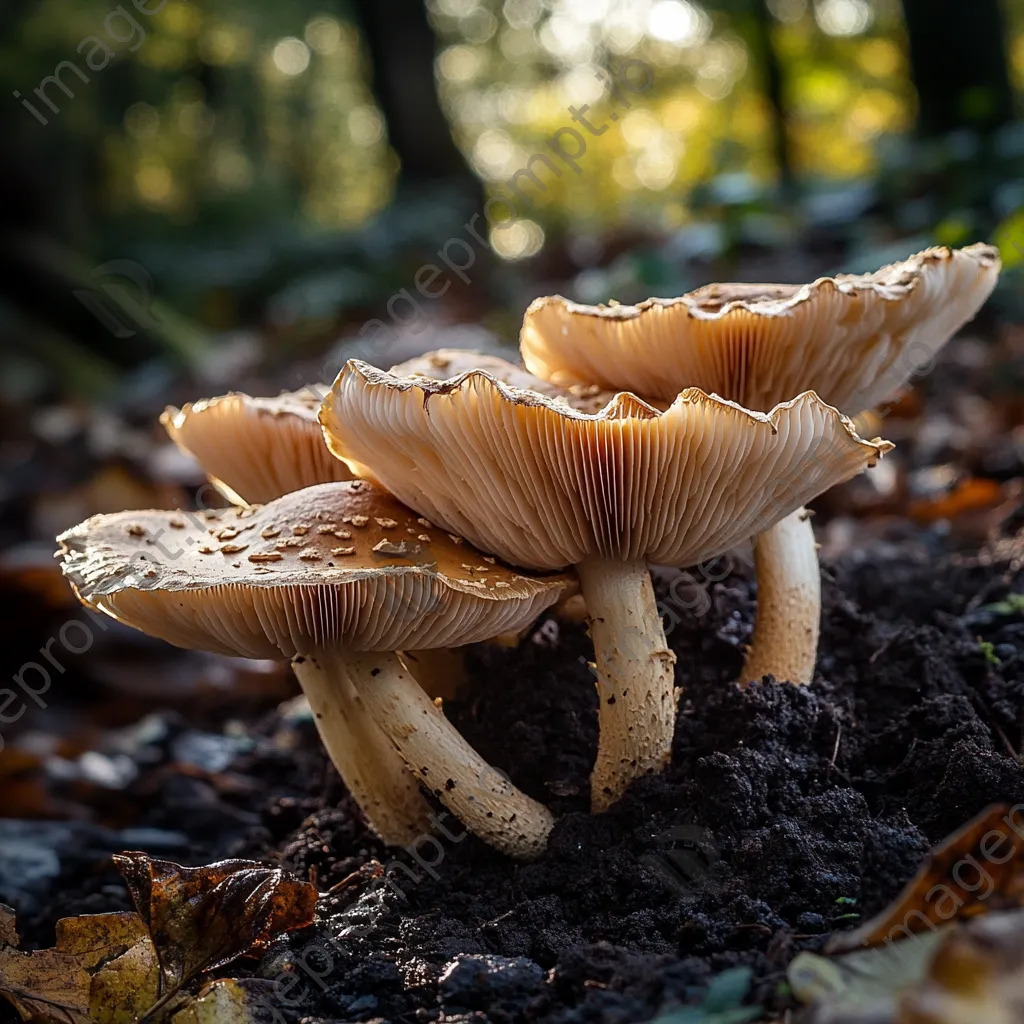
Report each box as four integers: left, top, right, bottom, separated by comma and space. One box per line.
797, 911, 826, 931
439, 954, 545, 1012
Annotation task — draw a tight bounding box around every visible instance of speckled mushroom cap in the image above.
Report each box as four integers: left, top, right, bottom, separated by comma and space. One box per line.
161, 388, 353, 505
520, 244, 1001, 411
320, 361, 892, 571
392, 349, 618, 414
56, 481, 575, 659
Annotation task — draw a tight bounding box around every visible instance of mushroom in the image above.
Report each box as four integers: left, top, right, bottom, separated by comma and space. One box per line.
56, 480, 573, 857
320, 363, 892, 810
161, 388, 353, 506
163, 360, 609, 673
519, 243, 1000, 685
162, 365, 611, 513
163, 386, 471, 699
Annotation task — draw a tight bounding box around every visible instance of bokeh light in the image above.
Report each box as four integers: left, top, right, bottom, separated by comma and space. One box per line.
490, 218, 545, 259
272, 37, 312, 76
305, 15, 343, 55
814, 0, 874, 37
647, 1, 711, 46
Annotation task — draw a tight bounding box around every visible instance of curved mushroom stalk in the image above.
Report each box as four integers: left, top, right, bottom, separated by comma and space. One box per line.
576, 557, 677, 811
740, 508, 820, 686
339, 649, 555, 859
291, 652, 434, 846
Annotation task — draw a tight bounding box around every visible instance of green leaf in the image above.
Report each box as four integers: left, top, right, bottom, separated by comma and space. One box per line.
980, 593, 1024, 616
653, 966, 762, 1023
703, 967, 754, 1013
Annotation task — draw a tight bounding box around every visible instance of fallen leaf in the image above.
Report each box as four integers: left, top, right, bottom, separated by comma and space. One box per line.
114, 852, 318, 995
0, 911, 126, 1024
792, 907, 1024, 1023
55, 912, 150, 970
0, 912, 158, 1023
827, 803, 1024, 954
789, 933, 942, 1019
170, 978, 281, 1024
791, 807, 1024, 1021
87, 931, 162, 1023
908, 476, 1003, 525
0, 855, 317, 1024
900, 906, 1024, 1023
653, 966, 762, 1023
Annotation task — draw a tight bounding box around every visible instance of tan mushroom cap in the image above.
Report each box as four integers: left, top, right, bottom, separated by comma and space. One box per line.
56, 481, 575, 659
161, 388, 353, 505
321, 362, 892, 571
520, 244, 1001, 412
392, 349, 618, 414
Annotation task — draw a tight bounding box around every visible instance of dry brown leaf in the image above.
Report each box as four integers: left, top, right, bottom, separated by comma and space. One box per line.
908, 476, 1003, 525
84, 925, 162, 1023
827, 803, 1024, 954
113, 852, 318, 994
0, 908, 95, 1024
0, 947, 92, 1022
0, 855, 318, 1024
55, 912, 150, 970
0, 911, 157, 1024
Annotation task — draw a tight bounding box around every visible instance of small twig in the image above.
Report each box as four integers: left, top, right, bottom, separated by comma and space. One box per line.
993, 721, 1020, 761
327, 859, 383, 895
478, 907, 518, 932
964, 566, 1015, 612
869, 628, 907, 664
829, 723, 843, 770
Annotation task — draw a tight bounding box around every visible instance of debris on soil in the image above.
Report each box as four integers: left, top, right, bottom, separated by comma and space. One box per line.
0, 855, 317, 1023
791, 906, 1024, 1023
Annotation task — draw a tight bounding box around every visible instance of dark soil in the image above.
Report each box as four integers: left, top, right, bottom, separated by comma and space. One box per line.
6, 517, 1024, 1024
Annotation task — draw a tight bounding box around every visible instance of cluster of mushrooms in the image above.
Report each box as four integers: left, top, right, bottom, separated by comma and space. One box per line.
57, 244, 1000, 860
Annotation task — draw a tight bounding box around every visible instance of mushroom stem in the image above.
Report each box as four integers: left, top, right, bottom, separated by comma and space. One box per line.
291, 652, 434, 846
740, 507, 820, 686
575, 556, 678, 812
340, 649, 556, 860
399, 648, 469, 701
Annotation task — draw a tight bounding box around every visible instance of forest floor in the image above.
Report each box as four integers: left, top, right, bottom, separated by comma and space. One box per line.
2, 319, 1024, 1023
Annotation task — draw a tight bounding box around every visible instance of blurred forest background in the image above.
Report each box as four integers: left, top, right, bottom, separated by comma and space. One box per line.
3, 0, 1024, 405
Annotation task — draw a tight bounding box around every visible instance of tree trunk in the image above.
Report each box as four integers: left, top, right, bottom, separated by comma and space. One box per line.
749, 0, 793, 190
351, 0, 482, 196
900, 0, 1015, 136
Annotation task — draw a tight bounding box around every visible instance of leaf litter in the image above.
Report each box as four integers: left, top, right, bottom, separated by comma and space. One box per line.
0, 853, 317, 1023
